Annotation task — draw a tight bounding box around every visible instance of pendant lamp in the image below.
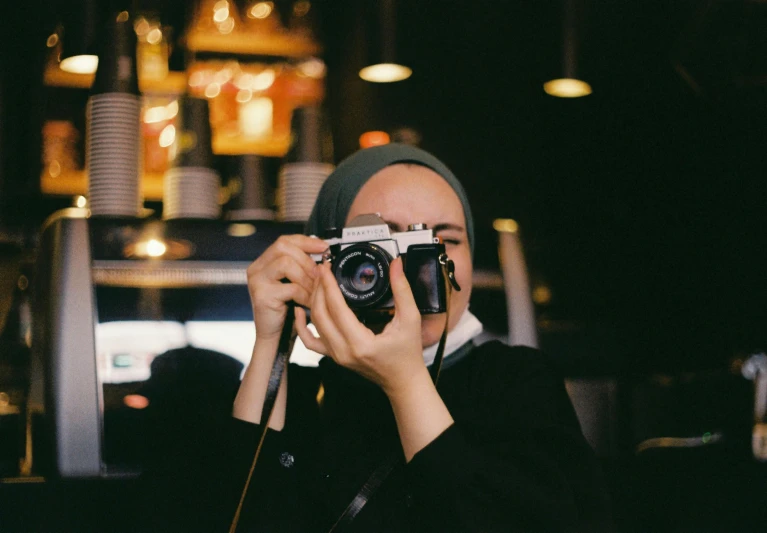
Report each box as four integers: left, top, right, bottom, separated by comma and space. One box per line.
544, 0, 592, 98
359, 0, 411, 83
59, 0, 102, 74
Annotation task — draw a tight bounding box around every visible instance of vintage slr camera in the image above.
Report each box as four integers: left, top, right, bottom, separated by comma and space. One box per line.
310, 213, 449, 316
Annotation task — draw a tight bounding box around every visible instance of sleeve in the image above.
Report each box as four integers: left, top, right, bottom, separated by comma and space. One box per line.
140, 364, 321, 533
403, 345, 612, 533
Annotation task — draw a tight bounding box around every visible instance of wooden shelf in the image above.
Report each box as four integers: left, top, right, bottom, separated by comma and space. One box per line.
184, 31, 321, 58
41, 171, 164, 201
212, 134, 290, 156
43, 66, 187, 95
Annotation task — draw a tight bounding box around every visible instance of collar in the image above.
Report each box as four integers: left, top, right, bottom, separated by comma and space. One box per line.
289, 309, 484, 368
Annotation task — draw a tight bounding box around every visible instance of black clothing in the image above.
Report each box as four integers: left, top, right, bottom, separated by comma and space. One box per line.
146, 341, 610, 532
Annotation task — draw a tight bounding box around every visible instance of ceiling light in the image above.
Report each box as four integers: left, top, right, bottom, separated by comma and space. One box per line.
359, 0, 412, 83
543, 78, 592, 98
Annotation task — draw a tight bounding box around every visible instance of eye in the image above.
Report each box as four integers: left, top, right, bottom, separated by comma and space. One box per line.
438, 235, 462, 246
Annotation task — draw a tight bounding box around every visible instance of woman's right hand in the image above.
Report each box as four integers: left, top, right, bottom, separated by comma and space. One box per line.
246, 235, 328, 343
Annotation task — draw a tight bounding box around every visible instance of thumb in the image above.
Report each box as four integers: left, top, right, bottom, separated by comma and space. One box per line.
390, 257, 419, 321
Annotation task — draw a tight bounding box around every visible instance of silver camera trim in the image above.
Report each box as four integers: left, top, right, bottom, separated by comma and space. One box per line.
309, 213, 438, 263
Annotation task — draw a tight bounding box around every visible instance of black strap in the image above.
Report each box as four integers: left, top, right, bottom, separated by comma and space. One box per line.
229, 302, 296, 533
231, 258, 460, 533
328, 258, 459, 532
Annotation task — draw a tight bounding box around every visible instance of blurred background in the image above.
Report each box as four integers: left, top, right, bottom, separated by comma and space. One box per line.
0, 1, 766, 532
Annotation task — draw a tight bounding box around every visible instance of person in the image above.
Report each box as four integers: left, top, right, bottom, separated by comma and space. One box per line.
146, 143, 610, 532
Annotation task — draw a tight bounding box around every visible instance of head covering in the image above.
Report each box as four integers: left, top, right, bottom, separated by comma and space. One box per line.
305, 143, 474, 256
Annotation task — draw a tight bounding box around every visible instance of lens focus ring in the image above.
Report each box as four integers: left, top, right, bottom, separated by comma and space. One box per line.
333, 243, 391, 308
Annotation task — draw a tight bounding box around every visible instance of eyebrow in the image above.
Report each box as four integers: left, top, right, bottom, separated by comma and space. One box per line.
385, 220, 465, 233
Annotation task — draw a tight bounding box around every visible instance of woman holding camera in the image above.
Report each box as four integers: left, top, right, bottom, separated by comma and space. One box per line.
155, 143, 609, 532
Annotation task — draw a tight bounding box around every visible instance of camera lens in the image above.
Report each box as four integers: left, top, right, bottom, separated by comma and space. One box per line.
334, 243, 391, 309
350, 261, 379, 292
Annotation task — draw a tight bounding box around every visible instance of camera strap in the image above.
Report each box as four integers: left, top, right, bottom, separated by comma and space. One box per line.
229, 302, 296, 533
230, 257, 461, 533
328, 255, 461, 532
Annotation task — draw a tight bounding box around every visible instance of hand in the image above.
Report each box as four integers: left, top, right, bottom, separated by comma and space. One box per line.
246, 235, 327, 344
295, 257, 425, 397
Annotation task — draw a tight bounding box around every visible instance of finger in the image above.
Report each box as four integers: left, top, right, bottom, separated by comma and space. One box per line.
260, 281, 313, 309
309, 270, 348, 359
256, 255, 316, 292
248, 235, 325, 280
295, 307, 329, 354
318, 265, 371, 348
389, 257, 420, 323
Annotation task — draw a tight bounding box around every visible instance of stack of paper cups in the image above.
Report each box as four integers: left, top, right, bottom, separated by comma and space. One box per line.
163, 96, 221, 220
227, 155, 275, 221
86, 94, 142, 216
276, 105, 334, 222
163, 167, 221, 219
86, 10, 142, 217
277, 162, 334, 222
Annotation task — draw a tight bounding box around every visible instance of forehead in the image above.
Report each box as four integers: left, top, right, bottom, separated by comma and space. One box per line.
346, 164, 465, 227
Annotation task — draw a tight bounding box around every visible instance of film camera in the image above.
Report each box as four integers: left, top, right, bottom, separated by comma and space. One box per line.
310, 214, 451, 315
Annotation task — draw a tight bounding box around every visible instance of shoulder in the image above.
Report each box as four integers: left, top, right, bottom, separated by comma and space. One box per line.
462, 340, 564, 384
443, 341, 577, 426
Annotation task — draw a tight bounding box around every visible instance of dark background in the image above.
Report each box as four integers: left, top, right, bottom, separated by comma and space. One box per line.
1, 0, 766, 370
1, 2, 767, 531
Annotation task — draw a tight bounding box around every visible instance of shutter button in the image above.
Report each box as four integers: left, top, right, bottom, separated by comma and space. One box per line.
279, 452, 295, 468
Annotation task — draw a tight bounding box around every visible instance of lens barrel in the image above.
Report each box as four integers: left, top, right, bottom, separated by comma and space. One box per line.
333, 244, 392, 308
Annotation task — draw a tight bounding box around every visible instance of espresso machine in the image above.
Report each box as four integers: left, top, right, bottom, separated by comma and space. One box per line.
30, 209, 300, 477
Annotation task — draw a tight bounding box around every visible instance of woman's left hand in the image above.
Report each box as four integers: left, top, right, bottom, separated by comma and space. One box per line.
295, 256, 425, 397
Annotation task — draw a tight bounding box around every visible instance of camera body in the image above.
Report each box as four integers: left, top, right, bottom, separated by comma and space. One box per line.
310, 214, 447, 315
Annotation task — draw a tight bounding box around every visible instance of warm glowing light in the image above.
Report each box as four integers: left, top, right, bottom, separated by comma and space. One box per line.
134, 17, 150, 36
213, 5, 230, 23
205, 83, 221, 98
214, 67, 234, 84
227, 223, 257, 237
60, 55, 99, 74
249, 2, 273, 19
188, 70, 210, 87
239, 97, 273, 138
74, 195, 87, 208
144, 101, 179, 123
144, 106, 166, 124
359, 63, 412, 83
236, 89, 253, 103
158, 125, 176, 147
251, 69, 275, 91
532, 286, 552, 305
298, 58, 326, 79
145, 239, 167, 257
165, 100, 179, 119
359, 131, 390, 149
146, 28, 163, 45
218, 17, 235, 34
46, 33, 59, 47
48, 161, 61, 178
543, 78, 592, 98
123, 394, 150, 409
493, 218, 519, 233
116, 11, 129, 23
293, 0, 311, 17
234, 73, 254, 90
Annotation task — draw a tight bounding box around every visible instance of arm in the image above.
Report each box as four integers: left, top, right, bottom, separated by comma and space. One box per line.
297, 257, 453, 460
404, 347, 611, 532
233, 336, 288, 429
232, 234, 327, 429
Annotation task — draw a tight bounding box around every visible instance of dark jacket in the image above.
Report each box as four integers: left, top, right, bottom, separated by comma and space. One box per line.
145, 341, 611, 532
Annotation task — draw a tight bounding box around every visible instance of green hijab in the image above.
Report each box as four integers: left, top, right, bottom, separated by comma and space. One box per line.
305, 143, 474, 257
